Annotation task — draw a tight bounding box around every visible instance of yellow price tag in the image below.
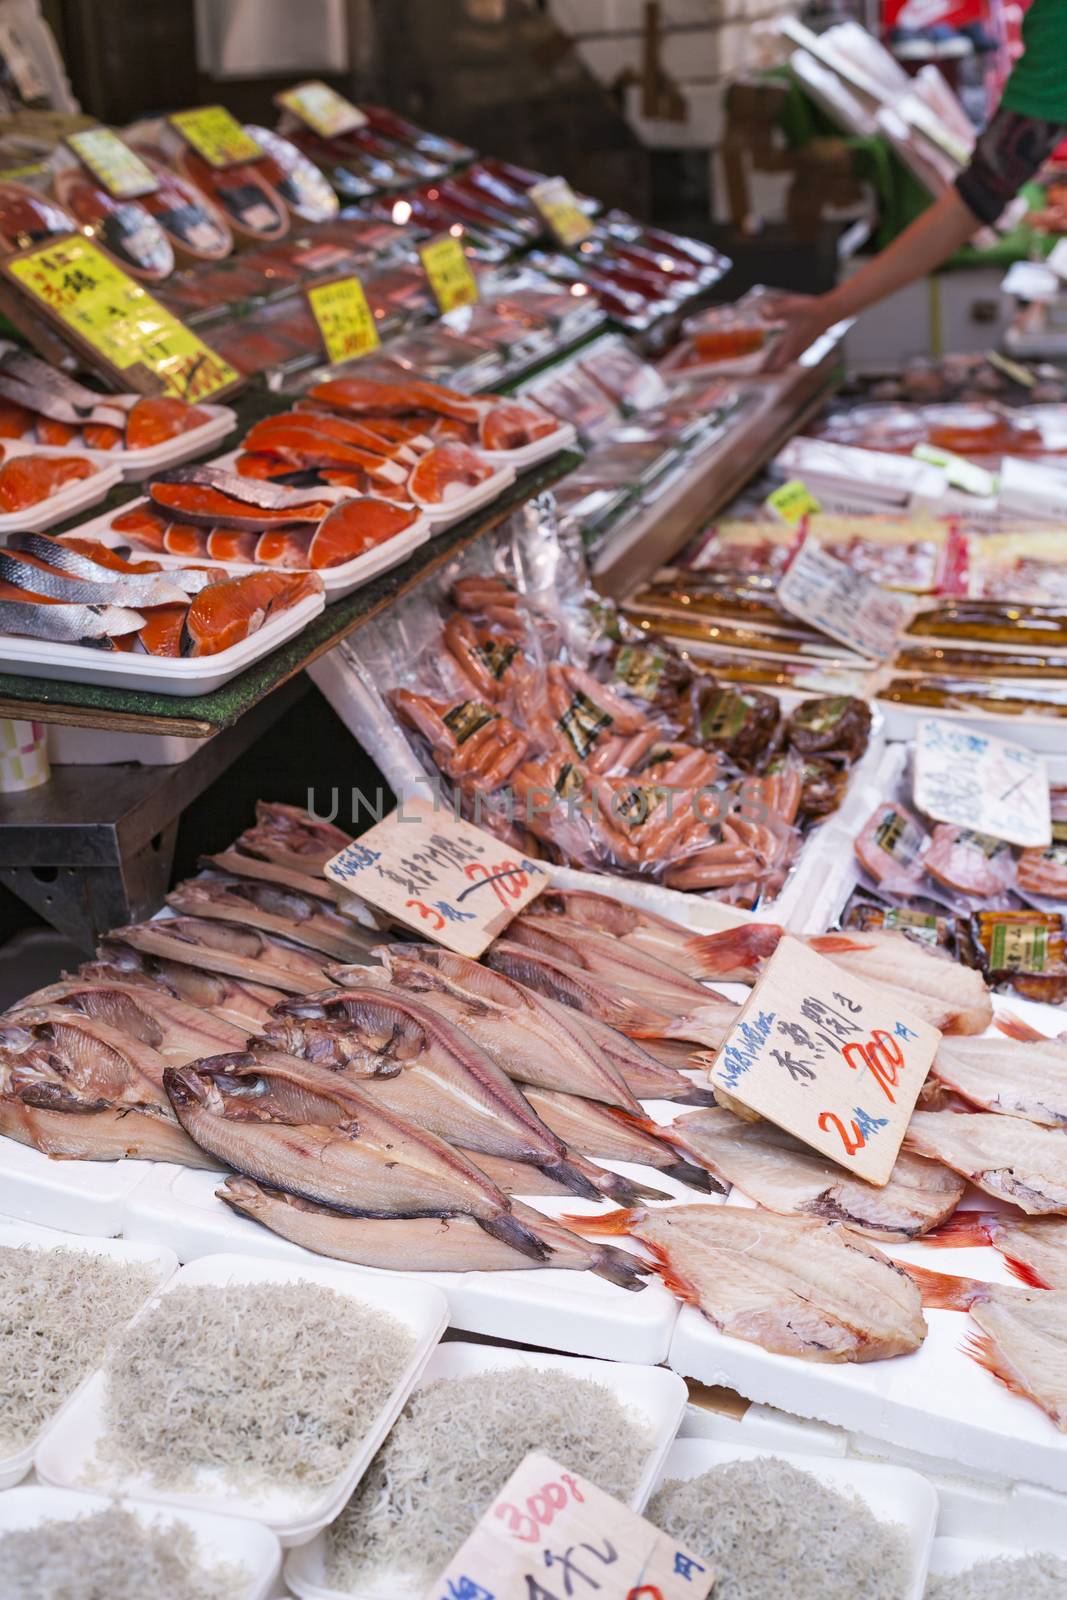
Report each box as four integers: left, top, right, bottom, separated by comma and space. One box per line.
766, 479, 821, 526
419, 233, 478, 314
276, 81, 367, 138
66, 127, 158, 199
169, 106, 263, 169
528, 176, 594, 248
307, 275, 380, 365
7, 236, 239, 400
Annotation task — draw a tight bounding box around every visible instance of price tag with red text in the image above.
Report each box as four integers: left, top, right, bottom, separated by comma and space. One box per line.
324, 797, 546, 957
426, 1451, 714, 1600
708, 935, 939, 1184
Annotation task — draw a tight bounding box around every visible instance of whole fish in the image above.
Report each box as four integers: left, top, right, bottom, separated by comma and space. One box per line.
166, 873, 374, 963
85, 950, 284, 1030
259, 985, 610, 1200
200, 845, 345, 903
347, 942, 641, 1111
809, 931, 992, 1035
578, 1204, 926, 1362
218, 1176, 649, 1288
922, 1211, 1067, 1289
5, 531, 212, 595
105, 916, 330, 994
0, 1010, 173, 1105
506, 912, 725, 1010
165, 1050, 548, 1261
533, 996, 717, 1105
0, 598, 144, 645
522, 1088, 721, 1193
236, 799, 353, 876
0, 550, 189, 608
933, 1035, 1067, 1127
662, 1107, 965, 1240
11, 976, 246, 1063
905, 1110, 1067, 1214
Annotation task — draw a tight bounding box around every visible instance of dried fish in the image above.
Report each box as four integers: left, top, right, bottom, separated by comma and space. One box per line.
933, 1035, 1067, 1127
923, 1211, 1067, 1289
166, 873, 374, 963
106, 916, 330, 994
11, 976, 246, 1063
905, 1110, 1067, 1214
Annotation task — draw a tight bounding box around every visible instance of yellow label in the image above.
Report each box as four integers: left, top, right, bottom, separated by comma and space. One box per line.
528, 176, 594, 247
276, 81, 367, 138
169, 106, 262, 169
8, 236, 239, 400
307, 275, 380, 365
67, 127, 158, 199
419, 233, 478, 313
766, 478, 821, 525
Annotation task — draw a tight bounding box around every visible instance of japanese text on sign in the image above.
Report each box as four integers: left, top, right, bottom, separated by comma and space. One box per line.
708, 936, 938, 1184
420, 233, 479, 313
307, 275, 380, 365
914, 718, 1051, 849
276, 80, 368, 137
6, 236, 238, 400
765, 479, 820, 527
528, 177, 595, 247
324, 797, 546, 957
66, 127, 158, 199
169, 106, 263, 168
428, 1452, 714, 1600
778, 536, 914, 662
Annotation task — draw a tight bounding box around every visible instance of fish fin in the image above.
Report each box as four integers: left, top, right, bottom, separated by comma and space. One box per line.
560, 1205, 642, 1236
543, 1156, 607, 1202
589, 1244, 651, 1293
962, 1329, 1029, 1402
666, 1083, 719, 1108
682, 924, 783, 978
920, 1211, 998, 1248
607, 1172, 675, 1204
665, 1160, 726, 1195
642, 1238, 702, 1308
1004, 1254, 1051, 1290
903, 1262, 982, 1311
995, 1010, 1047, 1043
478, 1210, 552, 1263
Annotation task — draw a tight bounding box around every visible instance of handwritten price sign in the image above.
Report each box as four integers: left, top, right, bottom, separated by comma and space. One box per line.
427, 1452, 714, 1600
4, 236, 239, 400
324, 797, 546, 956
528, 176, 594, 247
914, 718, 1051, 849
778, 535, 914, 662
307, 274, 380, 364
420, 233, 479, 313
169, 105, 263, 168
709, 936, 938, 1185
276, 80, 368, 137
66, 127, 158, 198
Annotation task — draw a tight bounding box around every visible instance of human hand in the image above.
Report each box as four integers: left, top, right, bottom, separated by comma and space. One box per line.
760, 292, 838, 372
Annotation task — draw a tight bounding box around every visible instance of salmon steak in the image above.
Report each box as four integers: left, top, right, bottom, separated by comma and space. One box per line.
0, 452, 95, 511
307, 375, 485, 423
408, 442, 494, 505
180, 569, 320, 656
306, 498, 417, 567
478, 398, 559, 451
149, 479, 332, 531
126, 396, 211, 450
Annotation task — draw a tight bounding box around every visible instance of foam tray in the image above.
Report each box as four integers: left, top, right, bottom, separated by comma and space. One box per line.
0, 441, 123, 533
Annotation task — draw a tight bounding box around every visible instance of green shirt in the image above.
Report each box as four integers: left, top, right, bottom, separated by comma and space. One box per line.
1001, 0, 1067, 123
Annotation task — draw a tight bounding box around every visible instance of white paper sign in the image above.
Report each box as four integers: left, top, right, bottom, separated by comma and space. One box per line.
427, 1451, 714, 1600
708, 936, 939, 1185
914, 718, 1051, 848
998, 456, 1067, 524
778, 537, 914, 662
324, 797, 547, 957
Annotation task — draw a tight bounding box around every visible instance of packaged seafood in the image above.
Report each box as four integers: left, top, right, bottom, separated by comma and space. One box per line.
52, 165, 174, 282
243, 124, 338, 223
844, 350, 1067, 407
0, 180, 75, 254
175, 148, 289, 244
125, 142, 234, 263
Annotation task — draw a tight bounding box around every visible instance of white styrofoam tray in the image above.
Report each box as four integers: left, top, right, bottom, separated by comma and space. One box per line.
35, 1251, 449, 1545
0, 1218, 176, 1490
84, 404, 238, 482
284, 1340, 689, 1600
478, 417, 578, 470
0, 588, 324, 696
650, 1437, 938, 1600
70, 494, 433, 602
0, 441, 124, 532
0, 1484, 281, 1600
0, 1141, 159, 1237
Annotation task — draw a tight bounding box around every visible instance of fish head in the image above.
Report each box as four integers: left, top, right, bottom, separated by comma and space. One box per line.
163, 1061, 229, 1116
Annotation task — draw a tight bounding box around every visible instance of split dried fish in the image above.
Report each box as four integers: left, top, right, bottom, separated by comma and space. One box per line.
933, 1035, 1067, 1127
905, 1111, 1067, 1214
166, 873, 374, 963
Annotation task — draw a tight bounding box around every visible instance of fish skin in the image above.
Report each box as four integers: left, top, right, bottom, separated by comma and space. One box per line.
86, 949, 286, 1031
106, 916, 331, 994
523, 1087, 722, 1192
664, 1107, 965, 1240
166, 873, 375, 963
0, 598, 144, 644
0, 550, 188, 607
0, 1089, 214, 1165
165, 1051, 548, 1261
809, 931, 992, 1035
5, 531, 212, 595
260, 984, 608, 1200
152, 463, 334, 511
9, 976, 246, 1064
933, 1036, 1067, 1127
236, 799, 353, 876
617, 1204, 927, 1361
905, 1110, 1067, 1214
352, 942, 641, 1112
535, 996, 718, 1105
218, 1177, 648, 1288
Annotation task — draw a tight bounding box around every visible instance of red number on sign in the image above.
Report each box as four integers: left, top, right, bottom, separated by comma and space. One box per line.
843, 1028, 904, 1103
819, 1109, 866, 1156
405, 898, 445, 931
493, 1472, 585, 1545
464, 859, 530, 907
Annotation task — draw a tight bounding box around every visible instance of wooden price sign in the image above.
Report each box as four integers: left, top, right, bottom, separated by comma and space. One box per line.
3, 236, 240, 400
914, 718, 1051, 849
528, 176, 594, 248
778, 536, 913, 662
427, 1451, 714, 1600
420, 233, 479, 313
276, 80, 368, 137
765, 478, 820, 526
66, 127, 158, 199
306, 275, 380, 364
169, 105, 263, 168
708, 935, 939, 1185
324, 798, 547, 957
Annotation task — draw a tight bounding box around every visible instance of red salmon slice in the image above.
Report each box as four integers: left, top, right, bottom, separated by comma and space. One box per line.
111, 504, 169, 553
253, 527, 311, 567
150, 482, 331, 527
82, 422, 123, 451
307, 498, 418, 568
127, 397, 211, 450
206, 528, 260, 563
183, 570, 319, 656
0, 454, 94, 511
314, 410, 434, 452
307, 375, 484, 424
235, 451, 293, 480
59, 537, 162, 574
138, 602, 188, 657
248, 409, 411, 462
429, 416, 476, 443
479, 400, 558, 452
0, 400, 32, 438
36, 417, 79, 446
239, 419, 407, 483
408, 442, 494, 505
164, 522, 211, 557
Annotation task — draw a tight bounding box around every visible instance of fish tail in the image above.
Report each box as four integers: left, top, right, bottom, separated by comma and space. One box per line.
683, 924, 783, 977
903, 1262, 984, 1311
589, 1245, 651, 1292
666, 1082, 718, 1107
995, 1010, 1047, 1043
641, 1237, 702, 1307
543, 1156, 607, 1202
665, 1159, 726, 1195
605, 1171, 674, 1205
962, 1329, 1024, 1401
1004, 1255, 1051, 1290
920, 1212, 998, 1248
479, 1209, 552, 1263
560, 1205, 643, 1236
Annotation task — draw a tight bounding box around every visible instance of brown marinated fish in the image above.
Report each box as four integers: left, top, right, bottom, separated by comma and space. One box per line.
905, 1111, 1067, 1214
